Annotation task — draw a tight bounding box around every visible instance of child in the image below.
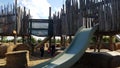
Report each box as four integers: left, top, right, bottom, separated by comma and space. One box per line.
40, 45, 44, 57
51, 44, 56, 56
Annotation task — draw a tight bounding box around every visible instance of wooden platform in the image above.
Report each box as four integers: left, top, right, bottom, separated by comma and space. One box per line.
72, 51, 120, 68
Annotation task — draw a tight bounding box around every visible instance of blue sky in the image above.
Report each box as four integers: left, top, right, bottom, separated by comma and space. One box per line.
0, 0, 64, 19
0, 0, 13, 4
0, 0, 64, 40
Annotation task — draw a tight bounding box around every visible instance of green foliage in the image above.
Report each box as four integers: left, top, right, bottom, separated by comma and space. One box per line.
47, 38, 61, 43
17, 38, 22, 43
115, 38, 120, 42
56, 39, 61, 43
38, 39, 42, 43
51, 39, 55, 43
102, 36, 109, 43
9, 39, 14, 42
1, 36, 8, 43
50, 38, 61, 43
90, 37, 97, 43
66, 38, 72, 43
31, 36, 37, 43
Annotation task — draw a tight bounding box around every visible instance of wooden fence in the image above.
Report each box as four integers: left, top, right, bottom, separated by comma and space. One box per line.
53, 0, 120, 36
0, 0, 30, 36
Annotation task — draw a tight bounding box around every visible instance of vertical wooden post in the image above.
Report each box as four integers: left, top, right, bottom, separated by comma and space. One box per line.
14, 35, 17, 45
1, 36, 3, 43
69, 35, 72, 43
63, 35, 66, 47
13, 30, 17, 45
30, 35, 34, 55
60, 35, 63, 47
61, 35, 66, 49
109, 36, 115, 51
49, 7, 52, 48
22, 36, 25, 44
94, 36, 98, 52
53, 36, 56, 46
97, 35, 102, 52
15, 0, 17, 31
14, 0, 17, 45
49, 7, 51, 19
29, 20, 34, 55
49, 37, 52, 49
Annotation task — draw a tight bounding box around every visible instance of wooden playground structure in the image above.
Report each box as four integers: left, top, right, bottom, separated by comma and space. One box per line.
52, 0, 120, 51
0, 0, 120, 51
0, 0, 120, 68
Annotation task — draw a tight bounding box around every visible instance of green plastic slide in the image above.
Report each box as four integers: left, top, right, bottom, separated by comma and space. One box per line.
32, 26, 98, 68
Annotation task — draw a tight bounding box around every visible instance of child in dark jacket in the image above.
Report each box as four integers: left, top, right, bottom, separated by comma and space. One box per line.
40, 45, 44, 57
51, 44, 56, 56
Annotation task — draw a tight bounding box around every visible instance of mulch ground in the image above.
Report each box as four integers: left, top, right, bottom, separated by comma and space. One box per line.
0, 49, 62, 68
1, 48, 120, 68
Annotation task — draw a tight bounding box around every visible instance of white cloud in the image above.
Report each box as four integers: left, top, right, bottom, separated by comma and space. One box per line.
17, 0, 51, 19
53, 7, 61, 13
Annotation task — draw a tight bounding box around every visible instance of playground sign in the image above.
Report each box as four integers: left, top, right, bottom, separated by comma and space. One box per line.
29, 19, 53, 36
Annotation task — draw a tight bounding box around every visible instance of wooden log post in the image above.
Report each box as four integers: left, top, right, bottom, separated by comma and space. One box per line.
97, 35, 102, 52
69, 35, 72, 43
93, 36, 98, 52
60, 35, 66, 50
1, 36, 3, 43
62, 35, 66, 49
60, 35, 63, 46
6, 50, 29, 68
13, 30, 17, 45
22, 36, 25, 44
14, 35, 17, 45
53, 36, 56, 46
49, 37, 52, 49
109, 36, 116, 51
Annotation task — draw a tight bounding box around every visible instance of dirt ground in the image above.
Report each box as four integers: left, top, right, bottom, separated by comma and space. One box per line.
28, 49, 63, 68
1, 45, 120, 68
0, 48, 63, 68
